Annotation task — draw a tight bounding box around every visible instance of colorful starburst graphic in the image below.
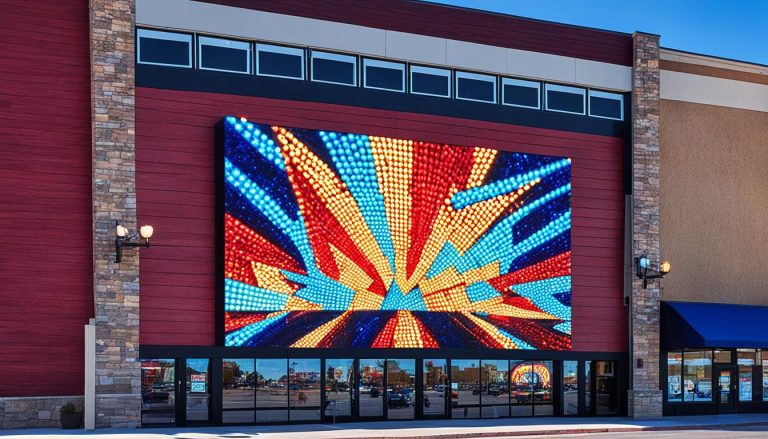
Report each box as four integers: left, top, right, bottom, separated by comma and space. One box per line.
222, 117, 572, 349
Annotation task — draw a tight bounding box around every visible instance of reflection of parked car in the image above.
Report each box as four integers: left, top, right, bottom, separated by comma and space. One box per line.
488, 384, 508, 396
387, 392, 412, 407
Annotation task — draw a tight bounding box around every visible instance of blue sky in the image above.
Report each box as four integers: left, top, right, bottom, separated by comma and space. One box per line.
426, 0, 768, 65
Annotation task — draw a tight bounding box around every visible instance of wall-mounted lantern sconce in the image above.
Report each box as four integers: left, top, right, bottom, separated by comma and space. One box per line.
635, 253, 671, 288
115, 220, 154, 263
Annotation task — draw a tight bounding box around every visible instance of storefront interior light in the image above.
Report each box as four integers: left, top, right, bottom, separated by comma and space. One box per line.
115, 220, 155, 263
635, 252, 671, 289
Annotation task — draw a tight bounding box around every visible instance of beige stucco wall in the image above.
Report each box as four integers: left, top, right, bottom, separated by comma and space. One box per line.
659, 99, 768, 305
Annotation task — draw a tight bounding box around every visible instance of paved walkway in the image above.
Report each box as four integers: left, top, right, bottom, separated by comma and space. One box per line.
2, 414, 768, 439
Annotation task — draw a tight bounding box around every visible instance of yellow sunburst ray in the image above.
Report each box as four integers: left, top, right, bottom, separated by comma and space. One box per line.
274, 127, 393, 286
291, 311, 349, 348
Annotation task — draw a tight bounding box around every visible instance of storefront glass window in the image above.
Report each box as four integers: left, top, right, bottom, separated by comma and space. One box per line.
359, 359, 384, 417
452, 360, 480, 418
683, 350, 712, 402
222, 358, 255, 423
739, 365, 753, 401
325, 359, 354, 417
255, 359, 288, 422
141, 359, 176, 425
667, 352, 682, 402
714, 350, 732, 363
562, 361, 578, 415
423, 359, 448, 417
509, 361, 533, 417
584, 361, 591, 413
762, 351, 768, 402
289, 359, 321, 421
737, 349, 756, 365
594, 361, 617, 415
533, 361, 554, 416
480, 360, 510, 418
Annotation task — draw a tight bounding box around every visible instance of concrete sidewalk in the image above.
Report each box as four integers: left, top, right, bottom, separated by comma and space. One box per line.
2, 414, 768, 439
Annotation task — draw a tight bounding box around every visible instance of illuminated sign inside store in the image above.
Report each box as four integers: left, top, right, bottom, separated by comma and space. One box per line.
221, 117, 572, 349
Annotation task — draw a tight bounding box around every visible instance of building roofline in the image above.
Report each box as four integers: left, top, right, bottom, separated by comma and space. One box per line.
413, 0, 633, 38
661, 47, 768, 73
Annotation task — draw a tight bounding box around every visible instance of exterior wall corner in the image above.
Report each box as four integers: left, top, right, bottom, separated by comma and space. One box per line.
90, 0, 140, 428
628, 31, 663, 419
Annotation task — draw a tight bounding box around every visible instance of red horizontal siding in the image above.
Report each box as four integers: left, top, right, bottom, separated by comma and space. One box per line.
197, 0, 632, 66
137, 87, 627, 352
0, 0, 92, 397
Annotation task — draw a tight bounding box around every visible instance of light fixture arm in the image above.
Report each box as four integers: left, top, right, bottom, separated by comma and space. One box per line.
115, 220, 153, 263
634, 252, 671, 289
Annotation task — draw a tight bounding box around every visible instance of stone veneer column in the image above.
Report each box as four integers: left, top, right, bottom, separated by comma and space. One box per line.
628, 32, 663, 418
90, 0, 140, 428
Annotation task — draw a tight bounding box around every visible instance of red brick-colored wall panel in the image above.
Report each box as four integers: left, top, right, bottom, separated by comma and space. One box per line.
137, 87, 627, 352
198, 0, 632, 66
0, 0, 92, 397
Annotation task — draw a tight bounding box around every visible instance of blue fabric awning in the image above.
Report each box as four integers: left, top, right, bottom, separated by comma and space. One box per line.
661, 301, 768, 350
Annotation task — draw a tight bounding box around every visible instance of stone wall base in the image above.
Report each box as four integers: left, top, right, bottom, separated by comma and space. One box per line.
95, 394, 141, 428
628, 389, 663, 418
0, 396, 84, 429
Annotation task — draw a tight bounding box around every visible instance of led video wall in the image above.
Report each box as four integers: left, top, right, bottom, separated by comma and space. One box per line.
221, 117, 572, 349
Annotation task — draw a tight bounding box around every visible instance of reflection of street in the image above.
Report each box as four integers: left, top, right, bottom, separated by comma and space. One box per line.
186, 394, 209, 421
423, 390, 445, 415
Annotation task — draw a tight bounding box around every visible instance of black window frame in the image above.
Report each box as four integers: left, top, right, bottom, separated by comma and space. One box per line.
197, 35, 252, 75
588, 89, 624, 121
544, 83, 586, 116
136, 28, 193, 68
255, 43, 306, 80
501, 78, 541, 110
409, 64, 452, 98
310, 50, 358, 87
362, 58, 406, 93
455, 71, 497, 104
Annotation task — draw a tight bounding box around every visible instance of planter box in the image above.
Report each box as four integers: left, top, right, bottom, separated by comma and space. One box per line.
60, 412, 82, 429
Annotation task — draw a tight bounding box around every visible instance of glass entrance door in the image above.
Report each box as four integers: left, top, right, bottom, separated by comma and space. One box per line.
140, 359, 176, 425
716, 367, 736, 413
185, 358, 211, 424
386, 359, 415, 420
423, 359, 448, 418
359, 359, 385, 418
324, 359, 354, 422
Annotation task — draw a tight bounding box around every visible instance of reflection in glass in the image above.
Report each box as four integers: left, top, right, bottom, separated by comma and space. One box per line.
738, 349, 756, 365
719, 369, 732, 403
186, 358, 210, 422
667, 353, 682, 402
359, 359, 384, 417
289, 359, 321, 421
761, 350, 768, 402
714, 350, 732, 364
423, 359, 447, 417
141, 359, 175, 425
584, 361, 591, 414
223, 358, 254, 423
595, 361, 617, 415
481, 360, 509, 418
533, 361, 553, 416
451, 360, 480, 418
739, 365, 753, 401
387, 359, 416, 420
256, 359, 288, 422
562, 361, 578, 415
683, 351, 712, 402
509, 361, 533, 417
325, 359, 354, 417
